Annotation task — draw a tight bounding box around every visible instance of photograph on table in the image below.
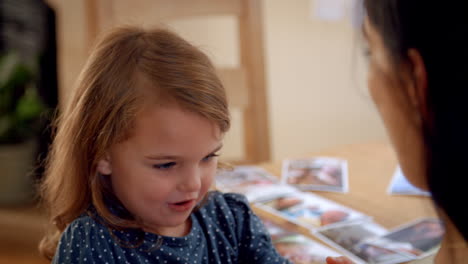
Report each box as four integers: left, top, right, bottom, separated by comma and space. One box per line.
352, 243, 415, 264
261, 219, 341, 264
282, 157, 348, 193
261, 219, 296, 240
364, 218, 444, 259
315, 220, 414, 264
256, 191, 367, 229
387, 166, 431, 196
215, 165, 297, 202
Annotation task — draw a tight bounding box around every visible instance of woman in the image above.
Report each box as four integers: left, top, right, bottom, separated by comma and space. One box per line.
328, 1, 468, 263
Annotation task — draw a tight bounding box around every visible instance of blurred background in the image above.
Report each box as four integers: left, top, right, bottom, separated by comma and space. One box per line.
0, 0, 386, 263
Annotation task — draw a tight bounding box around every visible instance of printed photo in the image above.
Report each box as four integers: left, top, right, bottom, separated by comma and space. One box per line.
317, 220, 387, 252
274, 235, 341, 264
215, 166, 297, 202
257, 192, 366, 229
387, 166, 430, 196
216, 166, 278, 188
365, 218, 444, 258
261, 219, 341, 264
261, 219, 296, 241
316, 220, 413, 264
282, 157, 348, 193
353, 243, 415, 264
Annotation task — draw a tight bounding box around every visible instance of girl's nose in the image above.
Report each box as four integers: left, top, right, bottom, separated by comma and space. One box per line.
179, 167, 202, 193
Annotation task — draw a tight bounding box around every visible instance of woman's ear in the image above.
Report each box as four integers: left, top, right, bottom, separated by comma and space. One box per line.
97, 154, 112, 175
407, 49, 429, 122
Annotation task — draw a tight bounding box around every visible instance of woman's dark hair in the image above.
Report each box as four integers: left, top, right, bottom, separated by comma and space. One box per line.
364, 0, 468, 241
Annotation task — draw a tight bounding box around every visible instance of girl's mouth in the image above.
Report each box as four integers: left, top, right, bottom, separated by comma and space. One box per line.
168, 199, 195, 212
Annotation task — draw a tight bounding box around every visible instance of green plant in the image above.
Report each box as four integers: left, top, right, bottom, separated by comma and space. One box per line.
0, 52, 46, 144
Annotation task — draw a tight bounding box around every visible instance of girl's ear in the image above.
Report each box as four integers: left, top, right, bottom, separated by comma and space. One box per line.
97, 154, 112, 175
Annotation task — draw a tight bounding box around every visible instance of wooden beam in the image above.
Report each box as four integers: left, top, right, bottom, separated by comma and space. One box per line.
53, 0, 90, 107
239, 0, 271, 163
86, 0, 115, 47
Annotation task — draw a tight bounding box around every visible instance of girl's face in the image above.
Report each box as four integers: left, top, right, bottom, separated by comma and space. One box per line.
99, 102, 223, 237
363, 16, 428, 190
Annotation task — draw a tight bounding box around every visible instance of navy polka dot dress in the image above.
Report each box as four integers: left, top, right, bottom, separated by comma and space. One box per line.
52, 191, 291, 263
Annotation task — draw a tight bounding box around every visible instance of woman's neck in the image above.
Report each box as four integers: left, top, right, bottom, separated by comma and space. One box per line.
435, 217, 468, 264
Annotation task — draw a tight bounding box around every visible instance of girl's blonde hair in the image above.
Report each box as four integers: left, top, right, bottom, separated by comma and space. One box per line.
39, 26, 230, 259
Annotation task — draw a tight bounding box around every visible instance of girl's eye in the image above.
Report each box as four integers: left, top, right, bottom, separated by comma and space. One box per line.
153, 162, 176, 170
203, 153, 219, 162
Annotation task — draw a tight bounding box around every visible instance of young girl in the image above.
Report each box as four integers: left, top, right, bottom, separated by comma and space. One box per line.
40, 26, 290, 264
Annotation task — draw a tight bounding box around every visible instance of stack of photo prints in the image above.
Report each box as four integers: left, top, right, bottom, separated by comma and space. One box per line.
387, 166, 431, 197
215, 158, 444, 264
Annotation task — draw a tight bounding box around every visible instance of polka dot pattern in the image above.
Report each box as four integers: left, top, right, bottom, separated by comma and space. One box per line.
52, 192, 290, 263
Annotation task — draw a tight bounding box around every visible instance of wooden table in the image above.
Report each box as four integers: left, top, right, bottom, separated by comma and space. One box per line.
252, 142, 437, 263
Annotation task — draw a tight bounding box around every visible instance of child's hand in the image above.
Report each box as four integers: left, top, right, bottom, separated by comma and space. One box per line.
325, 256, 354, 264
